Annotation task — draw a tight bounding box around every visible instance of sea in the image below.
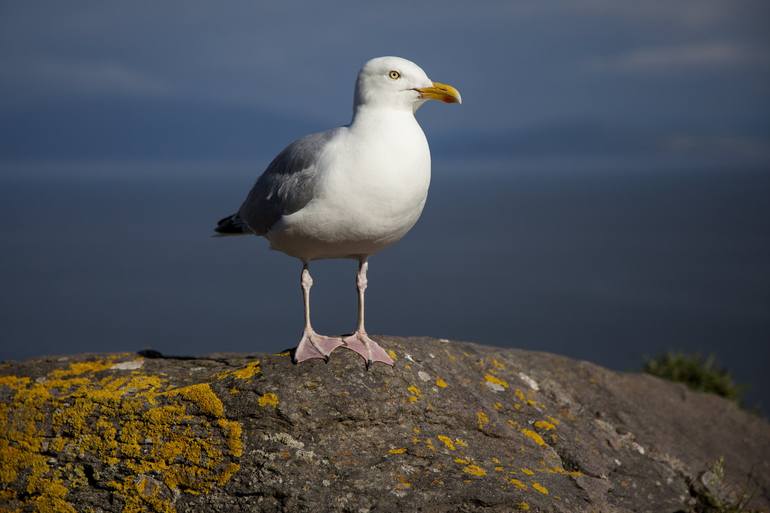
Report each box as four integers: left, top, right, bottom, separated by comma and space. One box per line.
1, 159, 768, 412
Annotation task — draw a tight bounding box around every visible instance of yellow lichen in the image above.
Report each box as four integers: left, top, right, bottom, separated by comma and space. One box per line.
521, 429, 546, 447
218, 419, 243, 457
407, 385, 421, 396
494, 466, 504, 472
0, 357, 243, 513
518, 502, 531, 511
493, 402, 503, 410
387, 349, 398, 361
48, 358, 118, 378
491, 358, 505, 370
534, 420, 556, 431
0, 374, 30, 388
476, 411, 489, 430
388, 447, 407, 455
435, 377, 448, 388
168, 384, 224, 418
521, 468, 535, 476
436, 435, 456, 450
514, 388, 526, 402
484, 373, 509, 389
454, 457, 470, 464
548, 466, 581, 477
532, 482, 549, 495
257, 392, 279, 408
455, 438, 468, 448
395, 474, 411, 489
229, 360, 261, 380
218, 463, 240, 486
509, 478, 528, 490
463, 465, 486, 477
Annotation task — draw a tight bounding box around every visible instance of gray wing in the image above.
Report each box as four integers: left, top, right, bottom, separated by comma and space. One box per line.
237, 129, 339, 235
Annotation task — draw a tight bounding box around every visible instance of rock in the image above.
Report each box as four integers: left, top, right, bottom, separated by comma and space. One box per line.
1, 336, 768, 513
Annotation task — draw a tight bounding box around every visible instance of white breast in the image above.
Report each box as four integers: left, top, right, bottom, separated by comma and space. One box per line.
267, 111, 431, 261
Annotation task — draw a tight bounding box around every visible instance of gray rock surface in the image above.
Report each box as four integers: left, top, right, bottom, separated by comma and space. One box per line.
1, 336, 768, 512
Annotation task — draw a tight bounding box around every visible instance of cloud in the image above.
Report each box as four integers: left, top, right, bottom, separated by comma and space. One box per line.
0, 1, 768, 167
589, 42, 764, 73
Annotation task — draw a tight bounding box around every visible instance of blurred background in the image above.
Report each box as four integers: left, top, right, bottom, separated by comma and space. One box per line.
1, 2, 768, 411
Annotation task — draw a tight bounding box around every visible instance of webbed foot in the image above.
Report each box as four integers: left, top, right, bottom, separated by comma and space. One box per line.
342, 331, 395, 369
293, 330, 345, 364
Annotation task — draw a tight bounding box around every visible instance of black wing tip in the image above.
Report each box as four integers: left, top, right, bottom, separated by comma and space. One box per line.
214, 213, 251, 235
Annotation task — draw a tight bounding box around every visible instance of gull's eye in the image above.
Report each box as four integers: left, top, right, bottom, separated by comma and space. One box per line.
388, 70, 401, 80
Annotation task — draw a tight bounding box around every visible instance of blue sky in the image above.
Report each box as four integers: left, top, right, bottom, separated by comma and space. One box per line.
1, 1, 769, 168
1, 2, 769, 409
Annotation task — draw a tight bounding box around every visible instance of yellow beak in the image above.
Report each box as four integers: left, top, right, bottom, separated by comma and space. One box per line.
416, 82, 462, 104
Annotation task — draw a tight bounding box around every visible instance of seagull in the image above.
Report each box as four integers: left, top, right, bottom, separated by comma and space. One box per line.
215, 56, 461, 367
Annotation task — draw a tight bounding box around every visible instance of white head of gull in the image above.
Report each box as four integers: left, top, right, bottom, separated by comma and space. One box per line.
215, 56, 461, 367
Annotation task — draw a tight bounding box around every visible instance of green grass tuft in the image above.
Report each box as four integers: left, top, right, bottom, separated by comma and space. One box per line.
689, 458, 762, 513
643, 352, 743, 403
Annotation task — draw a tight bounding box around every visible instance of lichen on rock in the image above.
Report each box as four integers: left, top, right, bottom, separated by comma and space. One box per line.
1, 337, 769, 513
0, 356, 242, 512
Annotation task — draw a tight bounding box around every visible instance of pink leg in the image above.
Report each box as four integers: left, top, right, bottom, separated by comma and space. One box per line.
341, 258, 395, 368
294, 265, 344, 363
